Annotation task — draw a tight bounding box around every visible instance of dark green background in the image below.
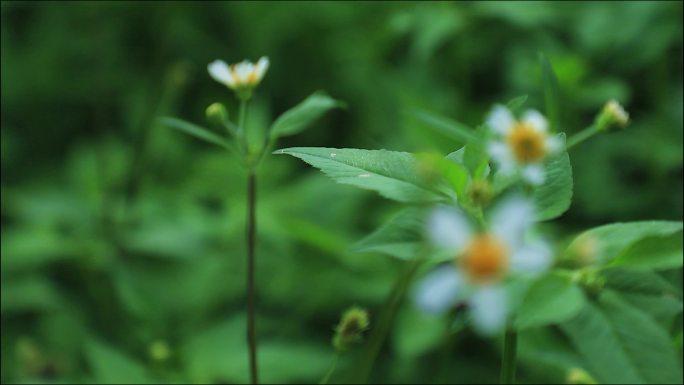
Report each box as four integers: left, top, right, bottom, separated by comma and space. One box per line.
1, 1, 682, 383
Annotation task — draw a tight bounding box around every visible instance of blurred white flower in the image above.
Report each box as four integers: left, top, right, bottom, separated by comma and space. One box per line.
486, 105, 562, 185
416, 197, 552, 335
208, 57, 269, 91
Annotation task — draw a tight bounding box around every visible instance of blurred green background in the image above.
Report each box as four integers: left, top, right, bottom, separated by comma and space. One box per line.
1, 1, 682, 384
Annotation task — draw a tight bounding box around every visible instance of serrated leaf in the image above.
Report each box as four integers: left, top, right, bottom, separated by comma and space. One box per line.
275, 147, 446, 203
353, 208, 425, 259
514, 273, 585, 330
269, 91, 343, 139
561, 291, 683, 384
161, 117, 232, 150
412, 109, 477, 143
566, 221, 683, 269
533, 140, 573, 221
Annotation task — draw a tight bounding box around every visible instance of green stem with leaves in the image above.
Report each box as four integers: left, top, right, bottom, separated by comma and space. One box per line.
500, 329, 517, 384
566, 124, 600, 150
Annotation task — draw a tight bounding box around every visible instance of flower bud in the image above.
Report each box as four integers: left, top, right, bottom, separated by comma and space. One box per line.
596, 99, 629, 131
467, 179, 493, 207
149, 340, 171, 362
205, 102, 229, 126
332, 307, 369, 352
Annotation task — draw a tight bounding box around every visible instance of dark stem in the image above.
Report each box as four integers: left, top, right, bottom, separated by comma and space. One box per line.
500, 329, 517, 384
247, 172, 259, 384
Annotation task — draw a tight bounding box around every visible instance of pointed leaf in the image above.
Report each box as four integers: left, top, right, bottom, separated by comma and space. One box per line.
160, 117, 231, 150
269, 91, 343, 139
276, 147, 447, 203
412, 109, 477, 143
353, 208, 425, 260
533, 137, 573, 221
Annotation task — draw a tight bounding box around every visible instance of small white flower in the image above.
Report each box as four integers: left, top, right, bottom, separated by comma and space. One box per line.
486, 105, 561, 185
602, 99, 629, 128
415, 198, 552, 335
208, 56, 269, 90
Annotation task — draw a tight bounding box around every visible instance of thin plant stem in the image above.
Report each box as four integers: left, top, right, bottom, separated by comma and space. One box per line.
500, 329, 518, 384
566, 124, 600, 150
319, 353, 340, 384
238, 97, 259, 384
353, 257, 424, 383
246, 171, 259, 384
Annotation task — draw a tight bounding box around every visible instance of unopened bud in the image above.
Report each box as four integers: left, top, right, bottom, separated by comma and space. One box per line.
596, 99, 629, 131
149, 340, 171, 362
205, 102, 229, 126
467, 179, 492, 207
332, 307, 369, 352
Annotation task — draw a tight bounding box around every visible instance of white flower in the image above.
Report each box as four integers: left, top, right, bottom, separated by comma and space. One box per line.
208, 57, 269, 90
602, 99, 629, 128
486, 105, 562, 185
415, 197, 552, 335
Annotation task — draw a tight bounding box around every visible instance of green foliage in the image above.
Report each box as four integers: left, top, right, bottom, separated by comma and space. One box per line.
514, 273, 585, 330
269, 91, 344, 140
277, 147, 448, 203
533, 139, 573, 221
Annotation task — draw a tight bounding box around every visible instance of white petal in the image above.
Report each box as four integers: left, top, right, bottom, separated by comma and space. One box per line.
487, 105, 515, 136
207, 60, 235, 87
427, 206, 473, 251
490, 197, 534, 249
254, 56, 270, 81
235, 60, 253, 83
522, 164, 545, 185
545, 135, 563, 154
522, 109, 548, 133
469, 285, 508, 335
510, 241, 553, 273
414, 266, 463, 314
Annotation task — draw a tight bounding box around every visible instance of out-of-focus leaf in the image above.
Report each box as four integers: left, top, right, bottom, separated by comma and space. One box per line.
534, 139, 573, 221
0, 276, 64, 314
276, 147, 446, 203
566, 221, 683, 269
353, 208, 425, 260
561, 291, 683, 384
269, 91, 343, 139
412, 110, 477, 143
392, 303, 448, 358
160, 117, 232, 150
514, 273, 585, 330
539, 52, 561, 132
85, 339, 154, 384
506, 94, 528, 112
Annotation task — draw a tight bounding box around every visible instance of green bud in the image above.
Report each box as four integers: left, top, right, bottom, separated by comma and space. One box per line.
595, 99, 629, 131
467, 179, 493, 208
332, 307, 369, 352
205, 102, 229, 126
566, 368, 597, 384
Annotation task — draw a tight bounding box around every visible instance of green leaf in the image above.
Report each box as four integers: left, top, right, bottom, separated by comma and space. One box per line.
561, 291, 683, 384
269, 91, 343, 139
85, 339, 154, 384
539, 52, 560, 132
463, 126, 489, 178
275, 147, 447, 203
533, 138, 573, 221
566, 221, 683, 269
353, 208, 425, 260
514, 273, 585, 330
506, 94, 528, 112
601, 268, 681, 298
412, 109, 477, 143
160, 117, 232, 150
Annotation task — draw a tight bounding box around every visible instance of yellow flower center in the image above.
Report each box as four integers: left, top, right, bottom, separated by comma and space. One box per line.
458, 234, 509, 283
506, 123, 546, 163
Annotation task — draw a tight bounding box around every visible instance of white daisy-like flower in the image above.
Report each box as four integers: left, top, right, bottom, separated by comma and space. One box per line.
208, 57, 269, 91
486, 105, 562, 185
414, 197, 552, 335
